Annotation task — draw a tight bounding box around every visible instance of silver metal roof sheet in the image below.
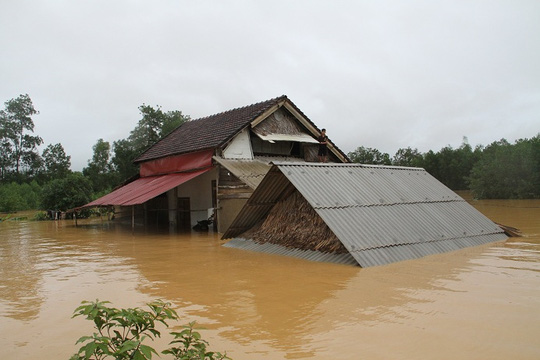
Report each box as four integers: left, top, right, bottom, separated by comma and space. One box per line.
223, 238, 358, 265
223, 162, 507, 267
213, 156, 272, 189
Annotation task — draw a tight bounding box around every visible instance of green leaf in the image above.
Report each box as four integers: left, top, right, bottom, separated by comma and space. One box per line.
118, 340, 139, 353
83, 342, 98, 359
139, 344, 157, 359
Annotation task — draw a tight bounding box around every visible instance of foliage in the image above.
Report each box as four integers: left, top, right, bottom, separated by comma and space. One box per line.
83, 139, 116, 193
163, 322, 230, 360
33, 211, 49, 221
0, 181, 41, 212
42, 143, 72, 181
130, 105, 189, 154
111, 138, 139, 183
0, 94, 43, 181
348, 146, 391, 165
112, 105, 189, 182
392, 147, 423, 167
70, 300, 230, 360
468, 135, 540, 199
41, 172, 93, 211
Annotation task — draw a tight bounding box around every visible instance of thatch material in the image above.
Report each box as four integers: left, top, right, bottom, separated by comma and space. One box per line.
253, 108, 303, 136
239, 190, 348, 254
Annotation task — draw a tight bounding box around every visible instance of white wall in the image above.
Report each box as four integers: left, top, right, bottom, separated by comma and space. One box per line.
176, 167, 218, 226
222, 128, 253, 159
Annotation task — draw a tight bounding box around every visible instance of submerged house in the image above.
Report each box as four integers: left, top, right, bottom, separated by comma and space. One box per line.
82, 95, 348, 232
222, 162, 508, 267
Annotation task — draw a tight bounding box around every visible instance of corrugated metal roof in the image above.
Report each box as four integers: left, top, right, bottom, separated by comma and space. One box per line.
213, 156, 272, 189
223, 238, 358, 266
222, 162, 507, 267
82, 167, 212, 207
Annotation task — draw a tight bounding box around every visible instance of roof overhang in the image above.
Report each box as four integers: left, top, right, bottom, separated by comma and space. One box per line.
81, 167, 213, 208
213, 156, 272, 189
253, 132, 319, 144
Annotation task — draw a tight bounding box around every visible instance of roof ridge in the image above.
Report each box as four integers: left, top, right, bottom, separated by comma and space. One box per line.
192, 94, 288, 122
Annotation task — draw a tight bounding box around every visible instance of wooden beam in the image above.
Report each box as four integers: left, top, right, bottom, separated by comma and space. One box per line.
282, 102, 349, 163
250, 99, 287, 128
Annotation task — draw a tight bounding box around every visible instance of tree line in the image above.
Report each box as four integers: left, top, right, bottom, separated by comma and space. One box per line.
0, 94, 188, 214
0, 94, 538, 214
348, 135, 540, 199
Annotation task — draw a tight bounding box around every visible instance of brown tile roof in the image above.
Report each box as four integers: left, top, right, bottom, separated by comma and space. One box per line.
135, 95, 287, 163
135, 95, 350, 163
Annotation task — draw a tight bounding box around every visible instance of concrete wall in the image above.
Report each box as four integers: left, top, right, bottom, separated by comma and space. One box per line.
176, 167, 218, 227
217, 198, 248, 233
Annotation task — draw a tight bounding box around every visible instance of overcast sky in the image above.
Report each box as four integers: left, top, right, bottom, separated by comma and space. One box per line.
1, 0, 539, 170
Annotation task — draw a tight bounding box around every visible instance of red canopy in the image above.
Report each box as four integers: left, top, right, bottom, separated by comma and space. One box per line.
83, 167, 212, 208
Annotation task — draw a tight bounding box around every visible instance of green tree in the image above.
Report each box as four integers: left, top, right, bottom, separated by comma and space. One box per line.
392, 147, 423, 167
129, 105, 189, 154
111, 138, 139, 182
348, 146, 391, 165
42, 143, 71, 181
468, 136, 540, 199
83, 139, 115, 193
41, 172, 93, 211
0, 94, 43, 181
111, 105, 189, 182
0, 180, 41, 212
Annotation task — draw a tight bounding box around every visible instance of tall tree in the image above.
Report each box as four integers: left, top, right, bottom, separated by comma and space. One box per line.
468, 136, 540, 199
83, 138, 114, 193
111, 138, 139, 181
0, 94, 43, 181
42, 143, 71, 181
111, 104, 189, 181
348, 146, 391, 165
129, 104, 189, 154
392, 147, 423, 167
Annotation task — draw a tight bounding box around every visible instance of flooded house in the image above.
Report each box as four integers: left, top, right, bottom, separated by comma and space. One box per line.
222, 162, 508, 267
82, 95, 349, 232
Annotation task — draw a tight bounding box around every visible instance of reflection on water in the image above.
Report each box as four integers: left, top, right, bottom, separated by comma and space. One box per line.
1, 199, 539, 359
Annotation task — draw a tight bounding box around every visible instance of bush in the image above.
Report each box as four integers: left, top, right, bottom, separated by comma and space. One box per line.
41, 172, 93, 211
70, 299, 230, 360
0, 181, 42, 212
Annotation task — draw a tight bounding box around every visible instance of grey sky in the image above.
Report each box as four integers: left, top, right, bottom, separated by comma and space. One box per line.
1, 0, 539, 170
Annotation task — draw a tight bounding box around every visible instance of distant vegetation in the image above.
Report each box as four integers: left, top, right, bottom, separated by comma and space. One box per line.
0, 93, 538, 215
0, 94, 188, 214
348, 135, 540, 199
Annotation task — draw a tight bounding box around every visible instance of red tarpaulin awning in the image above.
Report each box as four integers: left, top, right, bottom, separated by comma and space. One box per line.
82, 167, 212, 208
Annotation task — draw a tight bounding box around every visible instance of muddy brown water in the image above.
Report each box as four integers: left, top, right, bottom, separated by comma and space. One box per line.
1, 198, 539, 360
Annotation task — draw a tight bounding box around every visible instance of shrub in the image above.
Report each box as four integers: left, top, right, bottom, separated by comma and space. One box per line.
70, 299, 230, 360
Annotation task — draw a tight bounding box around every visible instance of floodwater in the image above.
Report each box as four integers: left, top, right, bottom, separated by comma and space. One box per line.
1, 198, 539, 360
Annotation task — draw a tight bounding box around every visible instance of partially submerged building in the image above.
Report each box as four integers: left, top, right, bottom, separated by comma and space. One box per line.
222, 162, 508, 267
82, 96, 348, 232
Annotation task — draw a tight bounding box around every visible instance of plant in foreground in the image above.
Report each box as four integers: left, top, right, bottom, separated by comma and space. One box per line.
70, 299, 230, 360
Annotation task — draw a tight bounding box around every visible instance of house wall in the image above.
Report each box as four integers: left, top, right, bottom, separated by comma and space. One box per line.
218, 199, 248, 233
222, 128, 253, 159
216, 164, 254, 233
176, 167, 218, 227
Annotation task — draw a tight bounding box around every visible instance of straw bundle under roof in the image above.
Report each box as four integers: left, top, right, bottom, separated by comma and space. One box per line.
239, 190, 347, 254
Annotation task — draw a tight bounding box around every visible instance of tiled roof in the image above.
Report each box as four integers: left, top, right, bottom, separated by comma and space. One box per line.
135, 96, 288, 163
135, 95, 350, 163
